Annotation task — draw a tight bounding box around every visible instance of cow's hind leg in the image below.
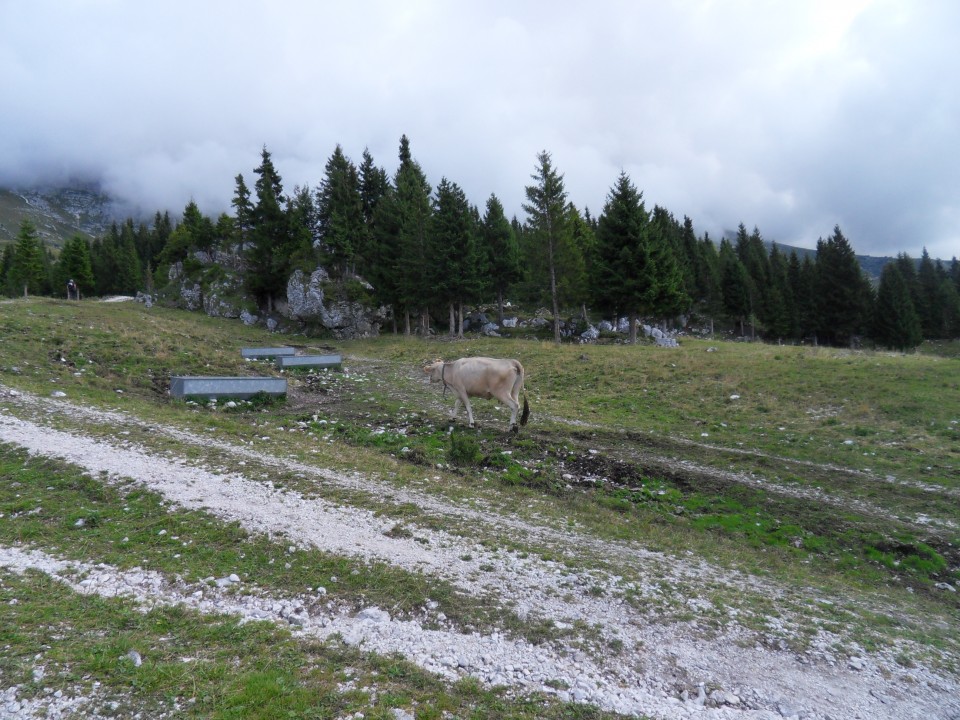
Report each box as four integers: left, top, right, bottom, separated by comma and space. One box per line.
498, 392, 520, 432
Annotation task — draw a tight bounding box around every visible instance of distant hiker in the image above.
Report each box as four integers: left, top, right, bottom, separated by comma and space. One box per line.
66, 279, 79, 300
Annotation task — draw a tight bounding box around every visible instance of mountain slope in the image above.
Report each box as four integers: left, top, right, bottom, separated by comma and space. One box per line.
0, 185, 116, 251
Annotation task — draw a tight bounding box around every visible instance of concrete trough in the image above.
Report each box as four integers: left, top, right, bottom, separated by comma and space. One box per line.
276, 354, 342, 370
170, 376, 287, 400
241, 346, 296, 360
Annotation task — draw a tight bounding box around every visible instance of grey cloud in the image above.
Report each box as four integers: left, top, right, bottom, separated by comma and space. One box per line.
1, 0, 957, 260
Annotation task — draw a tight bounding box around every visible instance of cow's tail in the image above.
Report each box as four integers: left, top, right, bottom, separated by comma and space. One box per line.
513, 359, 530, 426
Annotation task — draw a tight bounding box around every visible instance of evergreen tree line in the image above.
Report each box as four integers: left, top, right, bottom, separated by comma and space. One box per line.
2, 136, 959, 350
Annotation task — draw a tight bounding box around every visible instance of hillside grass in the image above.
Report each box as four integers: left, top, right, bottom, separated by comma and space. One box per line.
1, 297, 958, 712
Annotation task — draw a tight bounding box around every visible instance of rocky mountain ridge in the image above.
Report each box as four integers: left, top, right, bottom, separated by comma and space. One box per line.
0, 184, 117, 250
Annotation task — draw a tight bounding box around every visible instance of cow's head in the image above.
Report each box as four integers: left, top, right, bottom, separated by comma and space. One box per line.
423, 359, 444, 382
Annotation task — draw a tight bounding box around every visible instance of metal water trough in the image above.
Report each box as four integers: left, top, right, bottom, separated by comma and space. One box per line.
241, 346, 296, 359
276, 354, 342, 370
170, 376, 287, 400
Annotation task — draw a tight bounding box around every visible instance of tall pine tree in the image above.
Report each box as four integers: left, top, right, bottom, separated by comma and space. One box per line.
316, 145, 364, 274
8, 219, 46, 297
431, 177, 482, 337
246, 146, 290, 313
231, 174, 254, 253
481, 193, 521, 325
393, 135, 434, 335
523, 150, 569, 343
815, 226, 872, 347
872, 263, 922, 350
55, 235, 94, 298
595, 171, 653, 343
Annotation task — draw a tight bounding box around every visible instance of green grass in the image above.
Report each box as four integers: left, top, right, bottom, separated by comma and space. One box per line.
0, 446, 633, 718
1, 570, 623, 719
1, 297, 958, 707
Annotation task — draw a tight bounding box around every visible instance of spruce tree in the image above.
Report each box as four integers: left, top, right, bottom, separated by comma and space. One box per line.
56, 234, 95, 298
935, 274, 960, 338
647, 207, 690, 324
719, 239, 752, 336
481, 194, 521, 325
815, 226, 872, 346
872, 263, 922, 350
734, 224, 770, 334
694, 233, 723, 334
431, 177, 480, 336
367, 182, 402, 332
564, 203, 594, 319
595, 171, 653, 342
916, 249, 942, 337
392, 135, 433, 334
246, 146, 290, 313
116, 220, 143, 294
523, 150, 569, 343
0, 244, 14, 296
231, 174, 254, 253
9, 220, 47, 297
286, 185, 319, 270
357, 148, 389, 277
790, 254, 819, 342
678, 216, 700, 301
766, 244, 796, 340
317, 145, 364, 274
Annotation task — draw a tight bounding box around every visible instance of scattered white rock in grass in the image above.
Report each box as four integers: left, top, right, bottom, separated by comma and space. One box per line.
729, 394, 740, 400
126, 650, 142, 667
50, 391, 67, 398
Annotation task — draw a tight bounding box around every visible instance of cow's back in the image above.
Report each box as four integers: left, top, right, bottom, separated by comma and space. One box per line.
453, 357, 521, 397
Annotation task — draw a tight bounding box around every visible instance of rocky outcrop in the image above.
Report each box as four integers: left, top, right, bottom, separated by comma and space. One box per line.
158, 253, 387, 337
281, 269, 388, 338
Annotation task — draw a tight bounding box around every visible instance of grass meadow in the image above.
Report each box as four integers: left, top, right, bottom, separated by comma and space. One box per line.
0, 297, 957, 717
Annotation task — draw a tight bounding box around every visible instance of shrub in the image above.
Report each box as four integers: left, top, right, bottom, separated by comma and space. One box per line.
448, 432, 482, 467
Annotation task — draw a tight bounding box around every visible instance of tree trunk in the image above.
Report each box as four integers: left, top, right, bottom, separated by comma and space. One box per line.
497, 290, 505, 326
548, 239, 561, 344
404, 310, 411, 337
449, 302, 456, 337
457, 301, 465, 339
629, 312, 638, 344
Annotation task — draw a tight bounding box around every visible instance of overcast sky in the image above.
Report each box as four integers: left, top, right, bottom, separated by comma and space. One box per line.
2, 0, 958, 260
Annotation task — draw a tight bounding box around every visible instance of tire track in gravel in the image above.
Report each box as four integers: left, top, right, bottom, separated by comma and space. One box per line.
2, 388, 958, 719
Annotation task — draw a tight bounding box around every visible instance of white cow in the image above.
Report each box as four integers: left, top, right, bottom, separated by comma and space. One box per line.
424, 357, 530, 431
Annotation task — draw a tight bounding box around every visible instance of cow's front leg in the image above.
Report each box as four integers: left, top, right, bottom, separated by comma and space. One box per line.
463, 397, 475, 427
452, 397, 462, 421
